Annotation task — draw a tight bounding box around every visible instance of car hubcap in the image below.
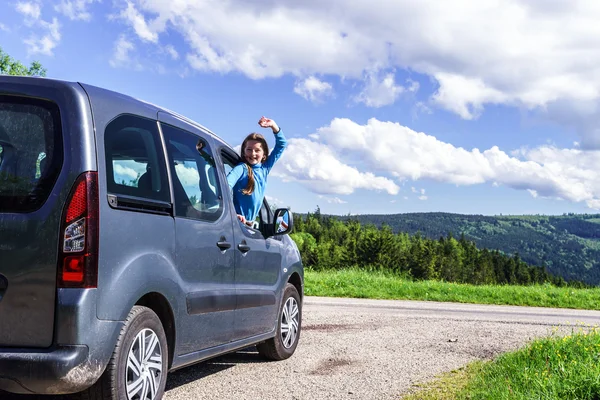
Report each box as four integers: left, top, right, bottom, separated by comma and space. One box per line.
126, 328, 163, 400
281, 296, 299, 349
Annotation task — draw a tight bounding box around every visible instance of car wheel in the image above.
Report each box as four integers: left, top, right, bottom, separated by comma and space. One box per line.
257, 283, 301, 361
80, 306, 168, 400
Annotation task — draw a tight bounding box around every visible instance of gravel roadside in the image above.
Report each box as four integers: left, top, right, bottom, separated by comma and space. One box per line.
163, 297, 582, 400
3, 297, 593, 400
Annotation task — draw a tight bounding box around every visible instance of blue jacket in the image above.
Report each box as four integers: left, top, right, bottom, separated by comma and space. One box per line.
227, 130, 287, 222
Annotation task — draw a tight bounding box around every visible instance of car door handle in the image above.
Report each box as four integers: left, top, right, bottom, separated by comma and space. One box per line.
237, 242, 251, 253
217, 238, 231, 250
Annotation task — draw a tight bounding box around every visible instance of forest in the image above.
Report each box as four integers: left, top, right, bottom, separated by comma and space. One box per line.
291, 209, 592, 287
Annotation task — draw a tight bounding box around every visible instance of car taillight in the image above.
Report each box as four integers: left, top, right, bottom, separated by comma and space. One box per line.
58, 171, 99, 288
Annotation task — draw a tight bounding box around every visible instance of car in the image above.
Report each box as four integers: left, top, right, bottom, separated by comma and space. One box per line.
0, 75, 304, 399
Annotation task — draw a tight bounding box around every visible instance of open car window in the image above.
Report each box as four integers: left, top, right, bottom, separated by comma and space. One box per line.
220, 148, 272, 235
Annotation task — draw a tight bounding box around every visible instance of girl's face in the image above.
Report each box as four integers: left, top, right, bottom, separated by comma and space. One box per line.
244, 140, 265, 165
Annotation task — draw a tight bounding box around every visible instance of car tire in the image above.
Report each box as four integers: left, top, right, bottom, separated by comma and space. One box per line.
79, 306, 169, 400
257, 283, 302, 361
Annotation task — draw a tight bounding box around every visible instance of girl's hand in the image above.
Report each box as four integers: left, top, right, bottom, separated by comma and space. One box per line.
237, 214, 247, 224
258, 116, 279, 133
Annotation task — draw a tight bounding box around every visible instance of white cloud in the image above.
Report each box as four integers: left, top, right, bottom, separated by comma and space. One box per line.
54, 0, 97, 21
23, 17, 61, 56
0, 23, 9, 32
15, 1, 62, 55
271, 138, 400, 196
313, 117, 600, 209
164, 44, 179, 60
294, 76, 333, 103
112, 0, 600, 146
117, 1, 162, 43
318, 195, 348, 204
265, 195, 286, 208
114, 164, 139, 180
174, 164, 200, 187
431, 73, 509, 120
109, 35, 140, 69
16, 1, 41, 21
355, 72, 417, 108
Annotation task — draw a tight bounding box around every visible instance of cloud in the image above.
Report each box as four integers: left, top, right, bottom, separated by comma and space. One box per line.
318, 195, 348, 204
109, 35, 140, 69
271, 137, 400, 196
23, 17, 61, 56
0, 23, 9, 32
312, 117, 600, 209
265, 195, 286, 208
54, 0, 97, 21
112, 0, 600, 146
16, 1, 41, 20
294, 76, 333, 103
113, 163, 139, 181
174, 164, 200, 187
116, 1, 162, 43
355, 72, 418, 108
164, 44, 179, 60
15, 1, 62, 55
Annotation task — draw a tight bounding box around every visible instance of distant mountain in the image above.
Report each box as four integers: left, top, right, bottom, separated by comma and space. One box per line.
336, 212, 600, 286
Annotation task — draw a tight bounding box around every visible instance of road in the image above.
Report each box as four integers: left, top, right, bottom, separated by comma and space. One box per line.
4, 297, 600, 399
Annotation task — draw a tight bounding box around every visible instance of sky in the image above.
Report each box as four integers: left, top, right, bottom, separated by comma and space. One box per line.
3, 0, 600, 216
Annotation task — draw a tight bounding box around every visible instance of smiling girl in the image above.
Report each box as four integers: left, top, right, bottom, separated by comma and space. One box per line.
227, 116, 287, 226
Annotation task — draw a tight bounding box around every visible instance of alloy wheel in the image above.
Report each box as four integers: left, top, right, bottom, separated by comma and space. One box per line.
280, 297, 299, 349
126, 328, 163, 400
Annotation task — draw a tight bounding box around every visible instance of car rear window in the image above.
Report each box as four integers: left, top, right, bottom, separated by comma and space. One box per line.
0, 96, 63, 212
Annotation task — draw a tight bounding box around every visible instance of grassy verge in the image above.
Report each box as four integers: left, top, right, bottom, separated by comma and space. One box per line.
403, 329, 600, 400
305, 268, 600, 309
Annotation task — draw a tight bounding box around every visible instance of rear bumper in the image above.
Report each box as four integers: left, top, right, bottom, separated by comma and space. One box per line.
0, 344, 103, 394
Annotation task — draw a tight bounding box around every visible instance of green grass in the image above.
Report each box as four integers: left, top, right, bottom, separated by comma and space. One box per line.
403, 329, 600, 400
402, 363, 484, 400
305, 268, 600, 309
455, 328, 600, 399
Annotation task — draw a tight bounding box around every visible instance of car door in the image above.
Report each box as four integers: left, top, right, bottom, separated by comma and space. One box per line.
218, 149, 283, 341
160, 120, 236, 354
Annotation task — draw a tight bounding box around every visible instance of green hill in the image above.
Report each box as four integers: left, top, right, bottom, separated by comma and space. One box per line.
337, 212, 600, 286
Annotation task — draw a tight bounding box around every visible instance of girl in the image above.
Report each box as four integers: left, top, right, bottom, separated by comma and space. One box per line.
227, 116, 287, 226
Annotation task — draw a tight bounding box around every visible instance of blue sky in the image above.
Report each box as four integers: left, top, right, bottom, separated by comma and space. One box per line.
2, 0, 600, 216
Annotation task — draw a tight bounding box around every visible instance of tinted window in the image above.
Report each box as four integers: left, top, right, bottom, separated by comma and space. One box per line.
0, 96, 63, 212
162, 123, 222, 221
104, 115, 169, 202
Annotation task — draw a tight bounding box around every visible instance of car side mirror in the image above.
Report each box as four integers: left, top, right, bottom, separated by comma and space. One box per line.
270, 208, 293, 237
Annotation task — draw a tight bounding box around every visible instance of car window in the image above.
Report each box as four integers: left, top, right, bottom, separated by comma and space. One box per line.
104, 115, 169, 202
0, 96, 63, 212
162, 123, 222, 221
220, 149, 270, 233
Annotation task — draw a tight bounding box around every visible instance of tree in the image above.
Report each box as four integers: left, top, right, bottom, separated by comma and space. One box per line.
0, 47, 47, 77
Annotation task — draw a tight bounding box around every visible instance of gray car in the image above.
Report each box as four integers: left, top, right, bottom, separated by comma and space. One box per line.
0, 75, 303, 399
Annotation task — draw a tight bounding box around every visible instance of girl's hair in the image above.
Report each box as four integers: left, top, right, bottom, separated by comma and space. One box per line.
240, 133, 269, 195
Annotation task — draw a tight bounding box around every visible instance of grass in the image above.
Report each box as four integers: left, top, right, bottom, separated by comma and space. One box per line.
305, 268, 600, 309
404, 329, 600, 400
304, 268, 600, 400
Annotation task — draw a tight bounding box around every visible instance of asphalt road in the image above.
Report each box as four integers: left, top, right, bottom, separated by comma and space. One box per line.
4, 297, 600, 400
